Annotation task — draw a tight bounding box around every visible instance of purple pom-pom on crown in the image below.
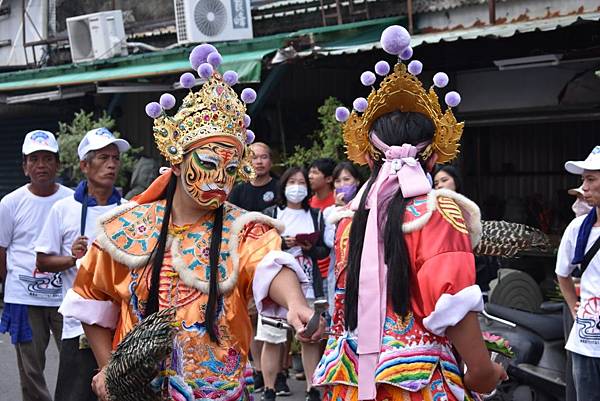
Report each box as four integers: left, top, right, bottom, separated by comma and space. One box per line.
207, 52, 223, 68
145, 102, 162, 118
241, 88, 257, 104
445, 91, 461, 107
353, 97, 368, 113
433, 72, 449, 88
399, 46, 413, 61
243, 114, 251, 128
408, 60, 423, 76
189, 43, 217, 70
223, 71, 238, 86
159, 93, 176, 110
245, 129, 255, 144
179, 72, 196, 89
198, 63, 214, 79
375, 61, 390, 76
380, 25, 411, 55
360, 71, 376, 86
335, 107, 350, 122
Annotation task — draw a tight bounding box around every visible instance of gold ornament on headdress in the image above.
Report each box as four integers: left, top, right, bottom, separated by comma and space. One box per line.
341, 55, 464, 166
147, 56, 256, 181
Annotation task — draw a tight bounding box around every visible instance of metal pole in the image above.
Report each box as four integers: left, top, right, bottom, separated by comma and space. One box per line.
407, 0, 414, 34
22, 0, 28, 65
488, 0, 496, 24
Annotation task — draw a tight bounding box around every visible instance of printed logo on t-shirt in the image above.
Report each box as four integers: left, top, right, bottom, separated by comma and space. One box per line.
18, 268, 62, 298
296, 254, 313, 284
263, 191, 275, 203
576, 297, 600, 345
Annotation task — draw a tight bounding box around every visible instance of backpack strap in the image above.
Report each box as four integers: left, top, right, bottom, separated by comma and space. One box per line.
580, 235, 600, 273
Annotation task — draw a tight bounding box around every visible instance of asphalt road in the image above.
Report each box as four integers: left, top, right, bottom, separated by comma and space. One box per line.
0, 331, 59, 400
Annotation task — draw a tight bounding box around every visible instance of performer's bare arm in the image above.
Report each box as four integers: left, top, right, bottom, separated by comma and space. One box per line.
268, 266, 325, 342
36, 252, 76, 273
557, 275, 579, 318
446, 312, 507, 394
82, 323, 113, 368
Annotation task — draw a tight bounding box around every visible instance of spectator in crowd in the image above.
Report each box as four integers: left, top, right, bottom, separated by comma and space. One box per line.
262, 167, 329, 401
433, 164, 462, 192
308, 158, 336, 211
323, 162, 361, 313
308, 158, 336, 315
35, 128, 130, 401
228, 141, 279, 393
556, 146, 600, 401
569, 185, 593, 218
0, 130, 74, 401
229, 142, 278, 212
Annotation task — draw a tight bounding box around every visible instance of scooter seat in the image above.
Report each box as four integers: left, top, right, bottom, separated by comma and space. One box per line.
485, 303, 563, 341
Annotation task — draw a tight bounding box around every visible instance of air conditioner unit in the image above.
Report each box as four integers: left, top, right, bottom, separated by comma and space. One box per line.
67, 10, 128, 63
174, 0, 253, 44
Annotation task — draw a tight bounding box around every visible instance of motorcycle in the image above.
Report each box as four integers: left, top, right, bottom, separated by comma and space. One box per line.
480, 301, 566, 401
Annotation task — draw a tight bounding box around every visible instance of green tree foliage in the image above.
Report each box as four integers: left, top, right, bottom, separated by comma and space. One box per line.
284, 97, 346, 167
56, 110, 142, 189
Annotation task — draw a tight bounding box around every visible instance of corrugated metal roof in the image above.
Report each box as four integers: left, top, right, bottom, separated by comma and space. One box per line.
297, 12, 600, 57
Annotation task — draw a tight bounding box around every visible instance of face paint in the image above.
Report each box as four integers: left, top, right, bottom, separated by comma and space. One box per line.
181, 141, 240, 209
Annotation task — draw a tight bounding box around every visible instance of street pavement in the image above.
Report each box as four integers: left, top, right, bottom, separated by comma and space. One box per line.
0, 331, 59, 400
0, 328, 312, 401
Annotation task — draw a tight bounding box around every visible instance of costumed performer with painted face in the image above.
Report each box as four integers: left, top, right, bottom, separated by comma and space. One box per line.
312, 26, 507, 401
59, 44, 324, 401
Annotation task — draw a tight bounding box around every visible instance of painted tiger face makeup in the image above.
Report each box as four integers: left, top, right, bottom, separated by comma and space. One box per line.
181, 141, 241, 209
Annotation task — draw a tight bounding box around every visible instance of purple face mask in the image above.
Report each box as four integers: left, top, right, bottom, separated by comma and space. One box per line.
336, 184, 358, 204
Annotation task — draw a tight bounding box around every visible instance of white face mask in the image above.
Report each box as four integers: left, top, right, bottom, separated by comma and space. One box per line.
285, 184, 308, 204
572, 198, 592, 217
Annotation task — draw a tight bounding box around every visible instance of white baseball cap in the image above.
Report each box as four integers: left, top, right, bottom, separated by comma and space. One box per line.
22, 130, 59, 155
77, 127, 131, 160
565, 146, 600, 174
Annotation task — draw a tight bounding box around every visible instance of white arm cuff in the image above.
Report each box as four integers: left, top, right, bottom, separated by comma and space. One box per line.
253, 250, 310, 319
58, 289, 119, 330
422, 285, 484, 336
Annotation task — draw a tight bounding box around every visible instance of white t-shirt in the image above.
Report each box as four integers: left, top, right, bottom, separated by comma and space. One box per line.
34, 196, 121, 339
277, 207, 316, 299
555, 214, 600, 357
0, 184, 74, 306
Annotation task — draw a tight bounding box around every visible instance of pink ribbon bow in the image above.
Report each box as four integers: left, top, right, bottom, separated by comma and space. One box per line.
351, 134, 431, 400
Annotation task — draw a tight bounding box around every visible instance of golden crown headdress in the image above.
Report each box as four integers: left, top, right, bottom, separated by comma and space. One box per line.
145, 44, 257, 181
336, 26, 464, 165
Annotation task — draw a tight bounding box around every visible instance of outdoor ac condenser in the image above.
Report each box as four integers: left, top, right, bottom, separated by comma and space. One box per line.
67, 10, 128, 63
174, 0, 253, 44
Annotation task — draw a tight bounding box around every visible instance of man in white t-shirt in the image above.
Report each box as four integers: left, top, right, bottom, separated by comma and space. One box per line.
35, 127, 130, 401
0, 130, 74, 401
556, 145, 600, 401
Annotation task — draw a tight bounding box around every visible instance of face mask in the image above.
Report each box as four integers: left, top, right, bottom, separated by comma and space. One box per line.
285, 184, 308, 204
181, 141, 240, 209
572, 198, 592, 217
336, 184, 358, 204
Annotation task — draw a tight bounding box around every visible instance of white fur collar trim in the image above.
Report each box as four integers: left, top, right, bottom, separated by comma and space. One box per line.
323, 190, 482, 249
403, 189, 482, 248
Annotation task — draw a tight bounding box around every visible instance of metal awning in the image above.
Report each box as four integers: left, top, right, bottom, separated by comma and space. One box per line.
0, 16, 403, 95
298, 12, 600, 57
0, 37, 287, 92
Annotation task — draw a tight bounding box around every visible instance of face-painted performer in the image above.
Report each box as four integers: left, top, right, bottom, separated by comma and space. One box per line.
312, 26, 507, 401
59, 43, 324, 401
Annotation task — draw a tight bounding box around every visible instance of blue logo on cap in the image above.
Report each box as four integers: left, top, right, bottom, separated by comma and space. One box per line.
95, 127, 114, 138
30, 131, 51, 145
592, 146, 600, 155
